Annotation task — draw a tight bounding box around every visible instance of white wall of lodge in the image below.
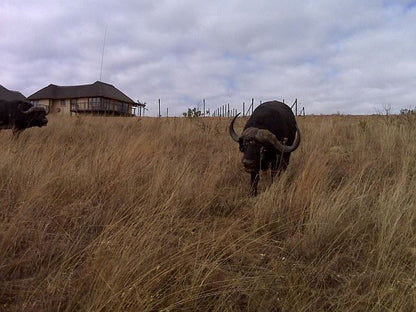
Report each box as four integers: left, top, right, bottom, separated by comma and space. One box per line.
31, 98, 133, 115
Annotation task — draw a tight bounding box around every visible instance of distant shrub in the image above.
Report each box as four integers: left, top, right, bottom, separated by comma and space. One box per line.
183, 108, 202, 118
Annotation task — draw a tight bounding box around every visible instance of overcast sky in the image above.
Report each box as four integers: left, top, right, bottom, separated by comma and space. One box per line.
1, 0, 415, 116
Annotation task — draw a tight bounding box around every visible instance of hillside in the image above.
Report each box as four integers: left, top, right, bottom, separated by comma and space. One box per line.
1, 115, 415, 311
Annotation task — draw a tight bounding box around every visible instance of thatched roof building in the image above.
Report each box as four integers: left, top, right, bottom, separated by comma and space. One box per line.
28, 81, 143, 116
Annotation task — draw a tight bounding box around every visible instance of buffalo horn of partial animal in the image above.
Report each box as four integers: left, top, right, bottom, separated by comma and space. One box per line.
19, 104, 33, 114
255, 126, 301, 153
20, 106, 47, 115
229, 113, 241, 142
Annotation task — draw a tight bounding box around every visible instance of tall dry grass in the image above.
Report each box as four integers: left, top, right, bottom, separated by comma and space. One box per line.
0, 114, 415, 311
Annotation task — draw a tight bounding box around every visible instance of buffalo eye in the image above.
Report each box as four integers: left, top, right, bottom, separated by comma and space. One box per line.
247, 139, 257, 148
240, 140, 252, 152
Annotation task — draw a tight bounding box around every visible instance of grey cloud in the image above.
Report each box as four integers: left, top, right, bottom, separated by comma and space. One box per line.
1, 0, 415, 115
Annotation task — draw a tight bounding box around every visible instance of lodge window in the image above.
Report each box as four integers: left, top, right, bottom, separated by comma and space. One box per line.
89, 97, 101, 109
61, 100, 66, 106
70, 99, 78, 109
102, 98, 110, 110
117, 102, 129, 113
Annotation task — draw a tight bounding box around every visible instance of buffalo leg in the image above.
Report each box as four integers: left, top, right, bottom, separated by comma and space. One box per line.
271, 153, 291, 182
250, 172, 259, 196
270, 153, 278, 182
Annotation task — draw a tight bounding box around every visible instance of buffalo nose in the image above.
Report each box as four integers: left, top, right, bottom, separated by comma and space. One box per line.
242, 159, 254, 167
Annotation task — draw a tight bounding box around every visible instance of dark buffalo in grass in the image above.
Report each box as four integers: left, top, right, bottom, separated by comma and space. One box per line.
229, 100, 300, 196
0, 100, 49, 135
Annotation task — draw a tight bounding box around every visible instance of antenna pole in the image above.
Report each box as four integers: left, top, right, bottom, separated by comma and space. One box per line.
100, 26, 107, 81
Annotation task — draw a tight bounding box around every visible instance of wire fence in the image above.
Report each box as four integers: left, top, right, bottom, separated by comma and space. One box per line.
210, 98, 305, 117
148, 98, 305, 118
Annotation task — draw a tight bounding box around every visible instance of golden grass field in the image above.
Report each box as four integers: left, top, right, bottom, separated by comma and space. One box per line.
1, 114, 415, 311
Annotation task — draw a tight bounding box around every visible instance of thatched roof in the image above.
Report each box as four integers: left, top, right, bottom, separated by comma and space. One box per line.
28, 81, 135, 104
0, 85, 26, 101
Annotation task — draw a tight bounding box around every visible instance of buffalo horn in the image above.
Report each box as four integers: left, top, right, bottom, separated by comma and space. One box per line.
20, 106, 48, 115
255, 126, 301, 153
19, 104, 33, 114
229, 113, 241, 142
241, 127, 260, 138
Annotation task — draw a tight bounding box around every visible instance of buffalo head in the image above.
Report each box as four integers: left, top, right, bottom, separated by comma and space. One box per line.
229, 113, 300, 173
19, 104, 49, 128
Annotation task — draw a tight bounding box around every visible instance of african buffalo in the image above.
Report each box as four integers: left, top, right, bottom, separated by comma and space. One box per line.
229, 100, 300, 196
0, 100, 49, 135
